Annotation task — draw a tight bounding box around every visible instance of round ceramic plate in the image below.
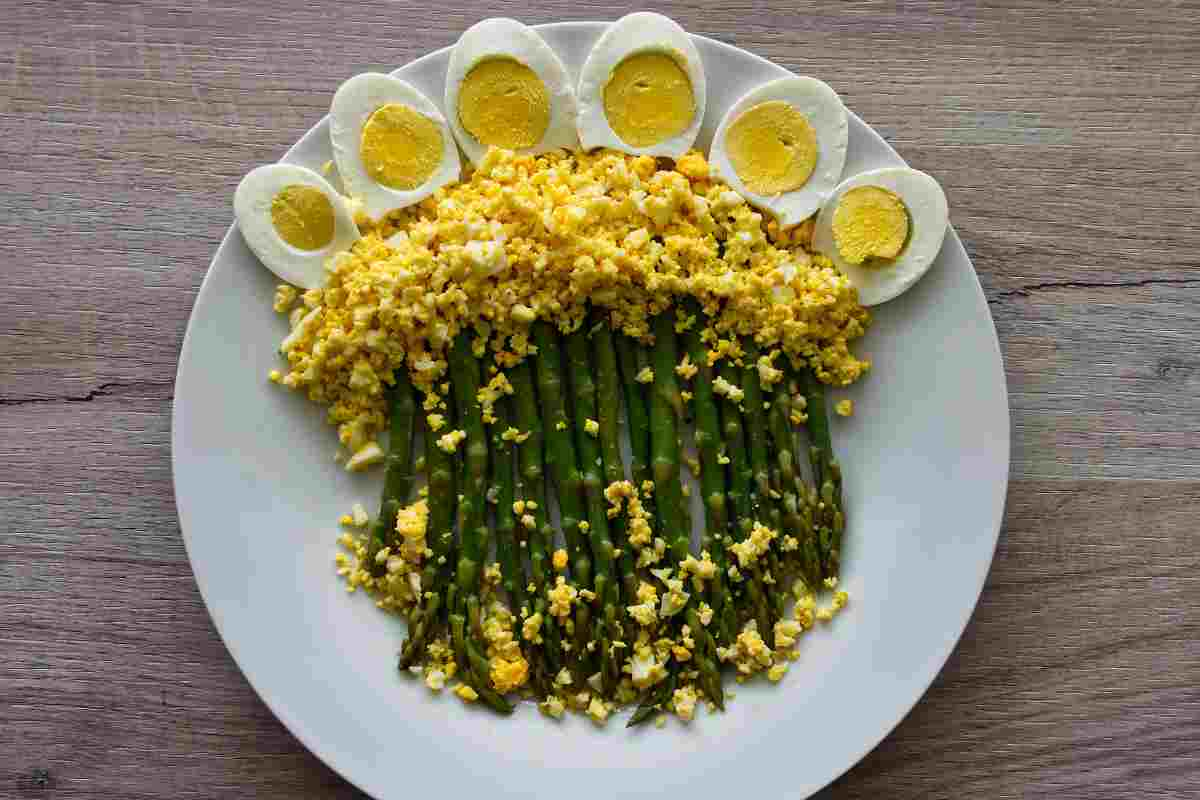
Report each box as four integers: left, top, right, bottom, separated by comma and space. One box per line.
173, 21, 1009, 800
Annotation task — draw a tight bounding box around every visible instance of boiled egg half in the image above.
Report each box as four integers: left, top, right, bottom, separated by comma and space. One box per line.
330, 73, 460, 220
813, 167, 949, 305
577, 12, 706, 159
234, 164, 359, 289
445, 18, 578, 164
709, 76, 848, 227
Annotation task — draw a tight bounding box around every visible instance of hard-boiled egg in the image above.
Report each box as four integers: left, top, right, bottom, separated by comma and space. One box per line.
234, 164, 359, 289
576, 12, 706, 159
812, 167, 949, 305
709, 76, 847, 227
329, 73, 460, 220
444, 18, 578, 164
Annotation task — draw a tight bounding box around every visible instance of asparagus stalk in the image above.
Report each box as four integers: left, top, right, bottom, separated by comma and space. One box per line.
766, 383, 822, 591
801, 367, 845, 579
739, 341, 788, 619
509, 358, 564, 677
715, 359, 773, 637
366, 370, 417, 576
447, 333, 511, 713
590, 312, 640, 610
649, 311, 724, 707
531, 321, 592, 670
398, 386, 455, 670
489, 395, 527, 617
680, 301, 736, 647
565, 323, 621, 691
614, 331, 652, 490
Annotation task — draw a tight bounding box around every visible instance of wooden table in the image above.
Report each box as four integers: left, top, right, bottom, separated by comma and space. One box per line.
3, 1, 1197, 797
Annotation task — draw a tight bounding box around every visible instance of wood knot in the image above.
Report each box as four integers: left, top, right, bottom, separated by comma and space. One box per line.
18, 767, 51, 794
1155, 358, 1194, 383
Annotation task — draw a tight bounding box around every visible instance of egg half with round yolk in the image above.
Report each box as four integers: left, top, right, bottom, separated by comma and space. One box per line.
444, 17, 578, 164
576, 12, 706, 159
329, 73, 461, 221
709, 76, 848, 227
233, 163, 360, 289
812, 166, 949, 306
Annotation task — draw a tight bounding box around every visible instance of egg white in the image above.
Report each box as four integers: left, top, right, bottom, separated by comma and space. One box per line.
329, 72, 460, 220
813, 166, 949, 306
233, 163, 360, 289
576, 12, 706, 159
709, 76, 848, 227
444, 17, 578, 164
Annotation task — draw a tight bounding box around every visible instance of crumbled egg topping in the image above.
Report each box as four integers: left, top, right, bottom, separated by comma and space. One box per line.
270, 147, 869, 458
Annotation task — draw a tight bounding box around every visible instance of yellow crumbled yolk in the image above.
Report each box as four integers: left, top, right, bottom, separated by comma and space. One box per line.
728, 522, 778, 568
584, 419, 600, 436
271, 147, 869, 467
273, 284, 298, 313
548, 575, 578, 619
603, 51, 695, 147
360, 103, 443, 190
724, 100, 818, 196
835, 398, 854, 417
675, 354, 698, 380
271, 184, 335, 250
832, 185, 910, 265
453, 684, 479, 702
437, 429, 467, 453
635, 366, 654, 384
458, 58, 549, 149
712, 375, 744, 403
394, 499, 429, 564
552, 548, 568, 571
672, 685, 698, 721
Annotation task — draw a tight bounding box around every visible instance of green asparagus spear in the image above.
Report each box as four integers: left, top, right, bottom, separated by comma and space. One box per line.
649, 311, 724, 708
399, 386, 455, 669
565, 323, 620, 691
589, 312, 640, 610
614, 330, 652, 490
446, 333, 511, 713
366, 370, 417, 575
509, 358, 564, 676
801, 367, 845, 578
531, 321, 592, 670
680, 301, 736, 647
715, 359, 773, 637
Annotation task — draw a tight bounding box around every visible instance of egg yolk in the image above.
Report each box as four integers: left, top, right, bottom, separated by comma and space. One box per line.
724, 101, 817, 195
360, 103, 444, 190
603, 51, 694, 147
270, 185, 335, 251
831, 186, 910, 265
458, 58, 550, 149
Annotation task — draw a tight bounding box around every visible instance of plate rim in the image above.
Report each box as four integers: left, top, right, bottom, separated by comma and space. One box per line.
172, 20, 1009, 799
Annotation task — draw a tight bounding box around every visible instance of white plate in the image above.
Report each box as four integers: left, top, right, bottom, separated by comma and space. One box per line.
173, 21, 1009, 800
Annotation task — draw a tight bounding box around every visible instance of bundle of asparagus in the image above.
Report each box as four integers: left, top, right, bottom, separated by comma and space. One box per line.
347, 303, 849, 726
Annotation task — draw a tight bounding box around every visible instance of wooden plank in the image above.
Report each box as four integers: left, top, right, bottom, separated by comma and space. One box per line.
1, 0, 1198, 798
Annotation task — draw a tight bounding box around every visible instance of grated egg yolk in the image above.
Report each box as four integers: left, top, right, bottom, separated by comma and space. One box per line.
271, 185, 335, 250
603, 51, 694, 147
458, 58, 550, 149
831, 186, 910, 265
724, 100, 817, 196
359, 103, 444, 190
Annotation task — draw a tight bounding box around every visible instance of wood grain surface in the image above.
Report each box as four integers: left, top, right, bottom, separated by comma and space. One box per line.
2, 1, 1198, 797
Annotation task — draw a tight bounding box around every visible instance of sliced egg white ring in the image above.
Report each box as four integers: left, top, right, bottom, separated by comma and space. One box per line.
576, 12, 706, 159
444, 17, 578, 164
813, 166, 949, 306
233, 164, 360, 289
709, 76, 848, 227
330, 73, 460, 220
